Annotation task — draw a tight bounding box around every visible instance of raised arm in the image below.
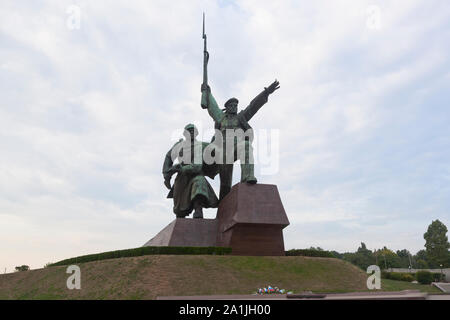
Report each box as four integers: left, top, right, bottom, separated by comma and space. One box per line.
241, 80, 280, 122
201, 84, 223, 123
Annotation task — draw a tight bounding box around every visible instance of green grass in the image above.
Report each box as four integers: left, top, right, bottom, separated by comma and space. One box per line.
380, 279, 442, 294
6, 255, 441, 299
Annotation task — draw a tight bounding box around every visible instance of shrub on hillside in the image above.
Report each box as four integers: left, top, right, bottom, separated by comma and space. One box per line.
416, 271, 433, 284
49, 246, 232, 267
285, 249, 334, 258
15, 265, 29, 272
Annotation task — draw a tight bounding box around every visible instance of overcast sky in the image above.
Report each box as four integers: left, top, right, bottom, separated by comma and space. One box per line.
1, 0, 449, 272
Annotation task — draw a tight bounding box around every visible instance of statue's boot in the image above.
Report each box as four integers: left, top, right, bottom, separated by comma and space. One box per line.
192, 198, 204, 219
193, 208, 203, 219
239, 140, 257, 184
241, 163, 257, 184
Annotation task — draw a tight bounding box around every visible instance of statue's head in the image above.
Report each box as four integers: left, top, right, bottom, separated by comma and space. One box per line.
183, 123, 198, 141
224, 98, 238, 115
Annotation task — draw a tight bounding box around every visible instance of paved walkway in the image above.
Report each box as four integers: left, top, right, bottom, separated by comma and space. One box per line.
158, 290, 433, 300
433, 282, 450, 293
428, 294, 450, 300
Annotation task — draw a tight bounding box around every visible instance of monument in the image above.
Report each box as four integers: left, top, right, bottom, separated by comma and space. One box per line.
144, 14, 289, 256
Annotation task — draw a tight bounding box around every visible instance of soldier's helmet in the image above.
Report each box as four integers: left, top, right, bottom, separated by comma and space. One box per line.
184, 123, 198, 137
224, 98, 239, 108
223, 98, 239, 114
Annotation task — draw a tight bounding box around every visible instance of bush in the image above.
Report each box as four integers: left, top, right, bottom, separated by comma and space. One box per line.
49, 246, 232, 267
389, 273, 403, 281
432, 272, 444, 282
400, 274, 415, 282
381, 272, 414, 282
15, 265, 29, 272
416, 271, 433, 284
285, 249, 334, 258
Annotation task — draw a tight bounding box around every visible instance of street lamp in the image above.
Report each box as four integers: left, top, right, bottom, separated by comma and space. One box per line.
440, 264, 443, 282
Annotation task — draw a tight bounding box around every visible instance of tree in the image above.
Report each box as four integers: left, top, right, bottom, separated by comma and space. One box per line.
343, 242, 376, 270
415, 249, 428, 261
330, 251, 343, 259
413, 249, 429, 269
396, 249, 413, 268
15, 265, 29, 272
424, 219, 450, 268
374, 247, 402, 269
416, 259, 429, 269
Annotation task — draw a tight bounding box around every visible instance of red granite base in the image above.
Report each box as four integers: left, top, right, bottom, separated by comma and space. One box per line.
216, 183, 289, 256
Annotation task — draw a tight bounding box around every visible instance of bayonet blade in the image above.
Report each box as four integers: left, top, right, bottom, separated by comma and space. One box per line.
202, 12, 206, 39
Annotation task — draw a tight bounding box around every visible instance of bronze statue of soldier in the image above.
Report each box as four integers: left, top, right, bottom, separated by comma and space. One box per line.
162, 124, 219, 218
200, 81, 280, 201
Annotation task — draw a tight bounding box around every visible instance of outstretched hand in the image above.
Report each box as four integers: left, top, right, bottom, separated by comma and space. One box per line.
265, 80, 280, 95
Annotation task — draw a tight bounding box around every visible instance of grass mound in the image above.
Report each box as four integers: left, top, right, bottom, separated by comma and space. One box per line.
0, 255, 369, 299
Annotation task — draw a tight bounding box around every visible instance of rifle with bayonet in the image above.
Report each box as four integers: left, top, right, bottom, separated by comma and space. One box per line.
201, 12, 209, 109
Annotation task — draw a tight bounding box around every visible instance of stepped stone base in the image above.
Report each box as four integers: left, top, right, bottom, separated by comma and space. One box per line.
143, 218, 218, 247
143, 183, 289, 256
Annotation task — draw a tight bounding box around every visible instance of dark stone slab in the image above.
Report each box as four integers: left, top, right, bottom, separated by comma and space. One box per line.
216, 183, 289, 256
143, 218, 218, 247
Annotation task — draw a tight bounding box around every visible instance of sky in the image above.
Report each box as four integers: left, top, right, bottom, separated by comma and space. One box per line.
0, 0, 449, 272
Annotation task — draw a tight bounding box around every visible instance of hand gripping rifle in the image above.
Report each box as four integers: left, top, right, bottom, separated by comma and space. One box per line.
201, 13, 209, 109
